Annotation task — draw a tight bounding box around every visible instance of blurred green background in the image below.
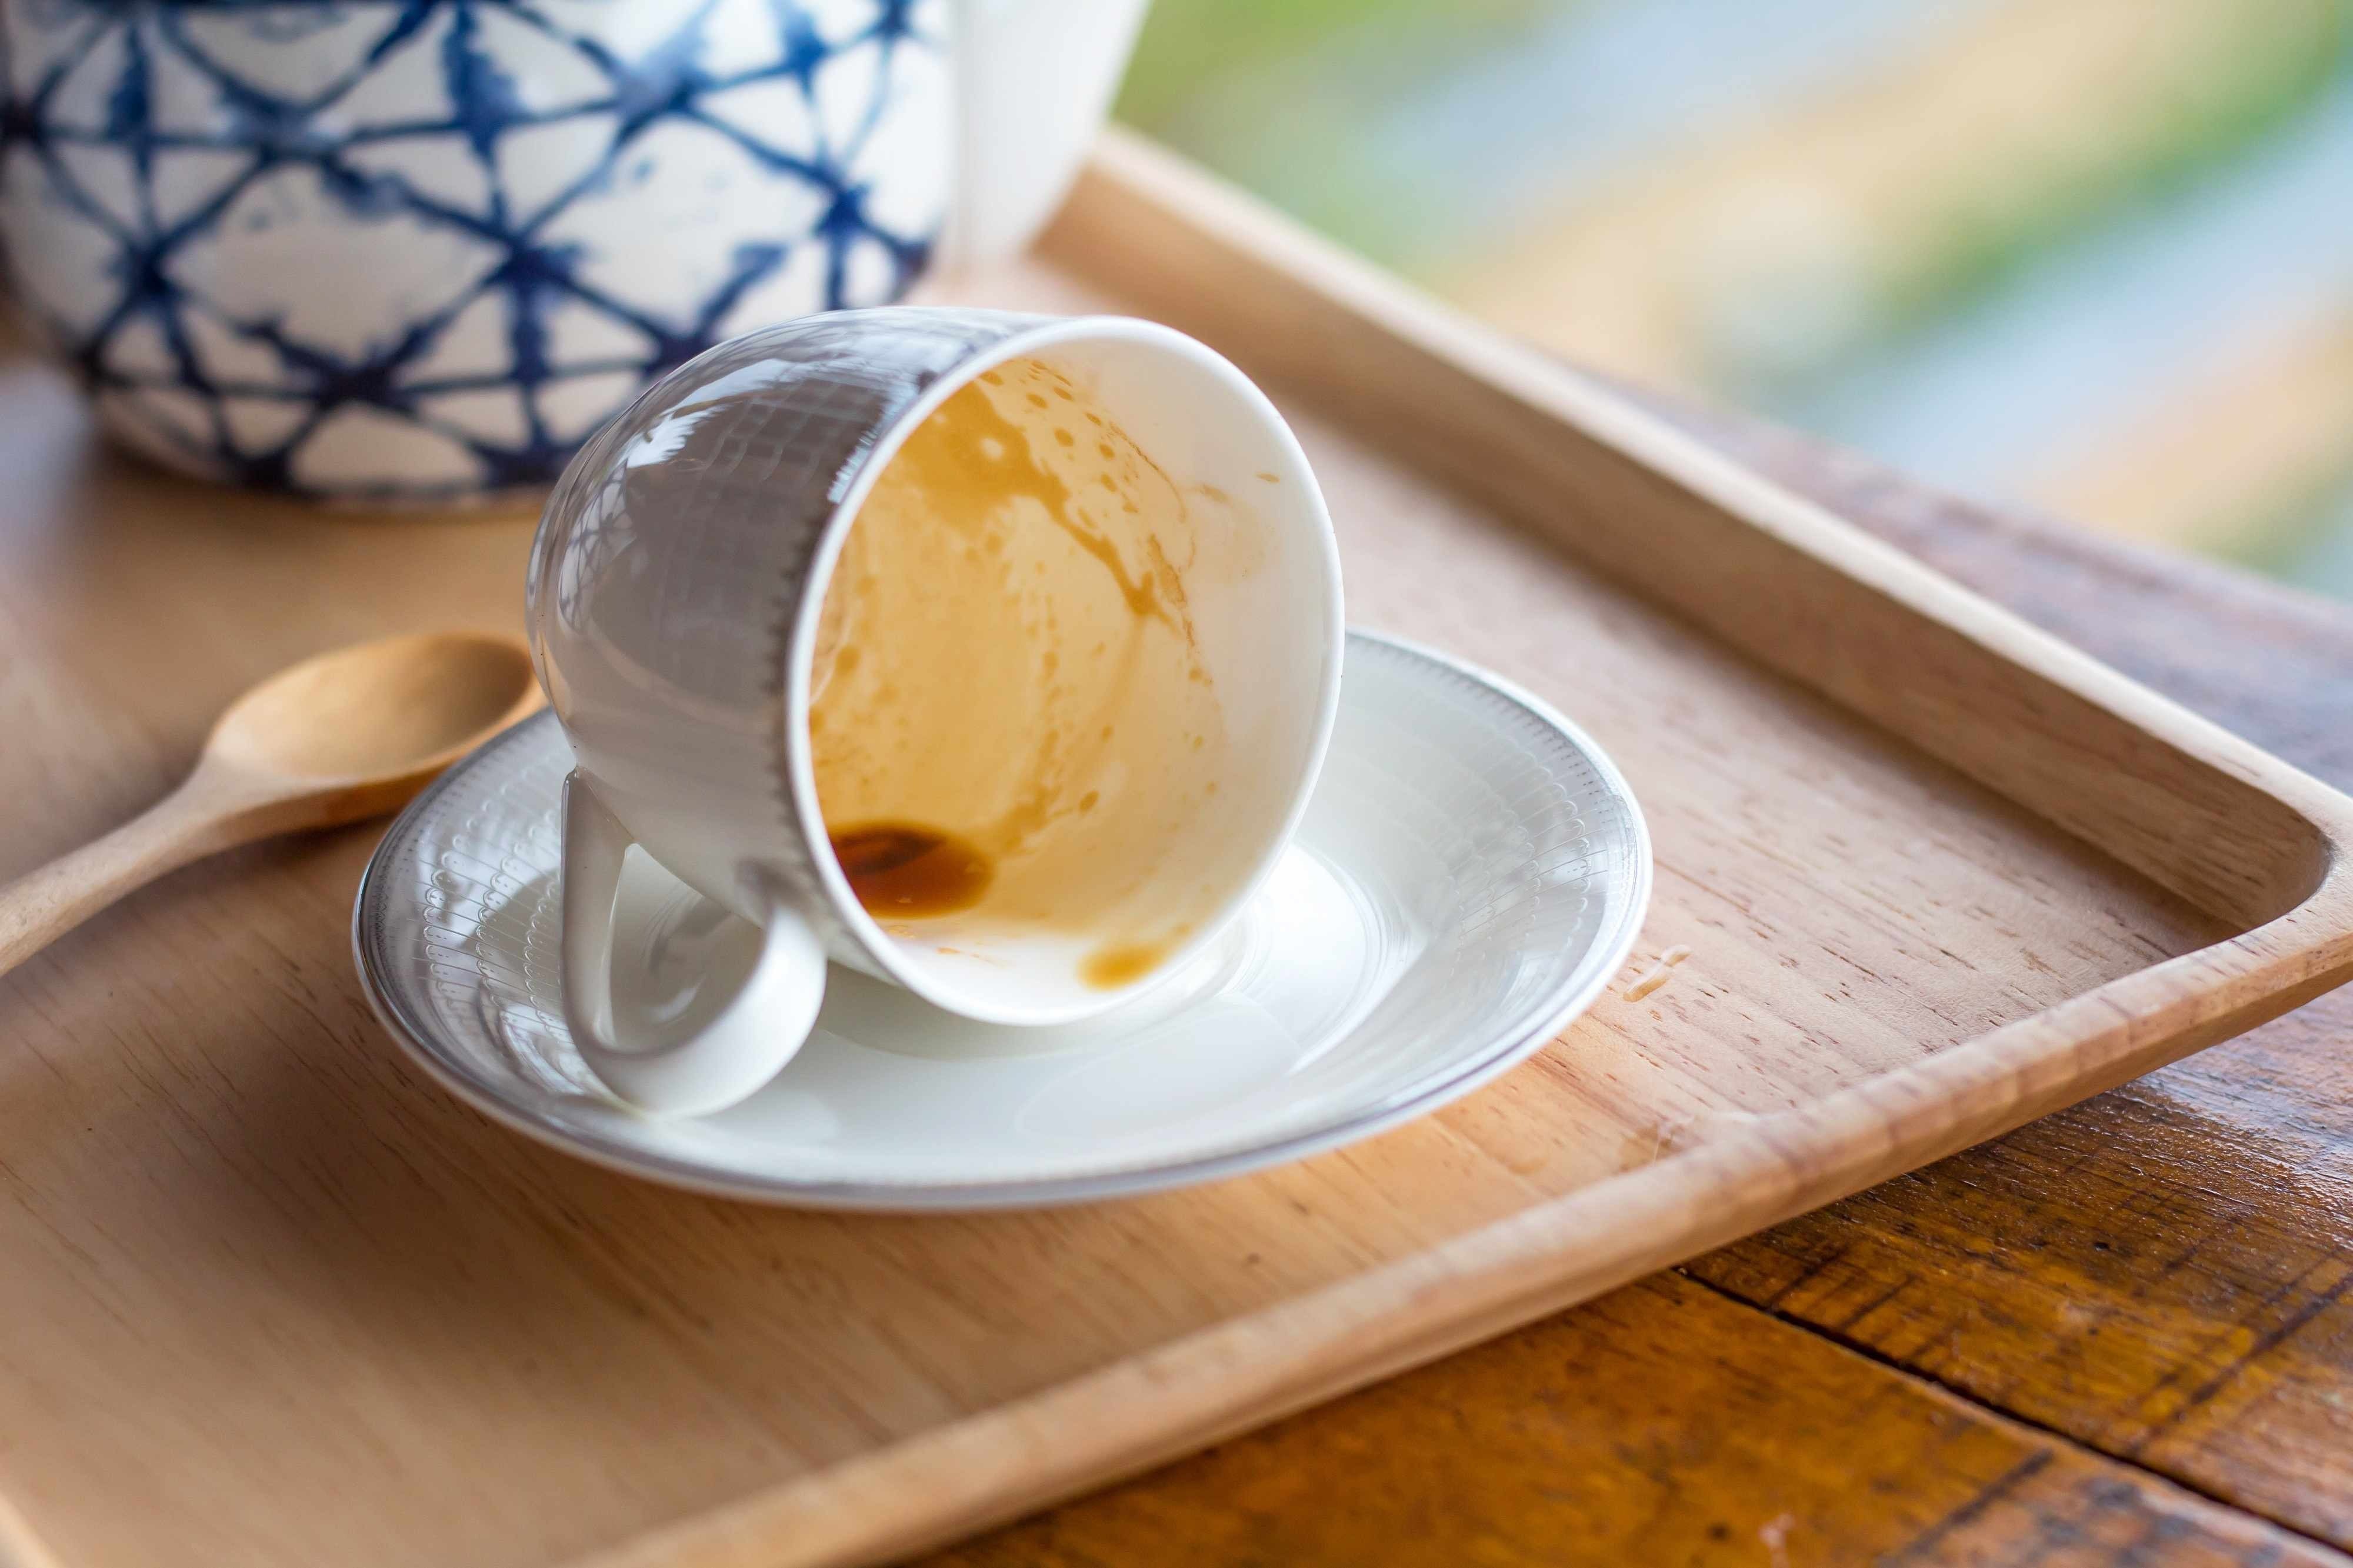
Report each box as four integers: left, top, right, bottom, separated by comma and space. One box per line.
1114, 0, 2353, 596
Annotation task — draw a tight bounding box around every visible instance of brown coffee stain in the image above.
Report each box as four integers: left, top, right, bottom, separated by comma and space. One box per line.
1081, 939, 1175, 990
809, 357, 1239, 975
882, 372, 1176, 628
831, 823, 994, 917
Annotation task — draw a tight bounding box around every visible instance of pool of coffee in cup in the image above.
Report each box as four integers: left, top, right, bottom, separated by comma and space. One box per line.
811, 356, 1241, 990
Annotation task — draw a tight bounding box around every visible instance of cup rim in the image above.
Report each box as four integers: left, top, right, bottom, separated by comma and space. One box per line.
781, 314, 1347, 1026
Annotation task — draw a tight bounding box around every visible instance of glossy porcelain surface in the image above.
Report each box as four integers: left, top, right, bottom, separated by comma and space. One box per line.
0, 0, 1144, 499
530, 307, 1345, 1112
354, 632, 1654, 1208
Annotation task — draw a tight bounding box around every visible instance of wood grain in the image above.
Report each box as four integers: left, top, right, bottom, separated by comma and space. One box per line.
3, 135, 2351, 1567
1662, 408, 2353, 1550
931, 1272, 2349, 1568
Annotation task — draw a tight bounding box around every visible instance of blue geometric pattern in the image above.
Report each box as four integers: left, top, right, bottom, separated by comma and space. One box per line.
0, 0, 945, 499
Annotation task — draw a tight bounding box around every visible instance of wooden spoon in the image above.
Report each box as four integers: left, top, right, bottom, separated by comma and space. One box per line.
0, 631, 542, 978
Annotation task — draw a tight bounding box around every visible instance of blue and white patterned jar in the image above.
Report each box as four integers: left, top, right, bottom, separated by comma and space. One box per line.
0, 0, 1145, 501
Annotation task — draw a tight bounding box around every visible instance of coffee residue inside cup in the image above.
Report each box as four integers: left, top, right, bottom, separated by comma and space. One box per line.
829, 823, 994, 917
811, 356, 1242, 989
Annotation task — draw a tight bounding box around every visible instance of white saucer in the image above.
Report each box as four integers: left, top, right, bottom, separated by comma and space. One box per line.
353, 631, 1651, 1209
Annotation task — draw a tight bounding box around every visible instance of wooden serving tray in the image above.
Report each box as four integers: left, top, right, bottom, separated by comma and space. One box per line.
5, 131, 2352, 1568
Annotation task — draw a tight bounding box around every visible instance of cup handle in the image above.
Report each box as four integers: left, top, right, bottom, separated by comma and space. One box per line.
559, 773, 827, 1116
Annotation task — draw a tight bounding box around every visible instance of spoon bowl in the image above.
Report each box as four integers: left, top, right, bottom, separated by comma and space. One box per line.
211, 632, 539, 782
1, 630, 544, 977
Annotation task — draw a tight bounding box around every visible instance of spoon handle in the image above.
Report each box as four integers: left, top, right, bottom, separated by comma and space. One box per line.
0, 785, 242, 979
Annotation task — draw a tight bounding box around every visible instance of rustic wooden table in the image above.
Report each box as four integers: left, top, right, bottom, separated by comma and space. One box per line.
5, 343, 2347, 1565
925, 408, 2353, 1566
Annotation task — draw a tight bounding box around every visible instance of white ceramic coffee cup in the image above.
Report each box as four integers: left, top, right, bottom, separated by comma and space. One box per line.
528, 308, 1344, 1116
